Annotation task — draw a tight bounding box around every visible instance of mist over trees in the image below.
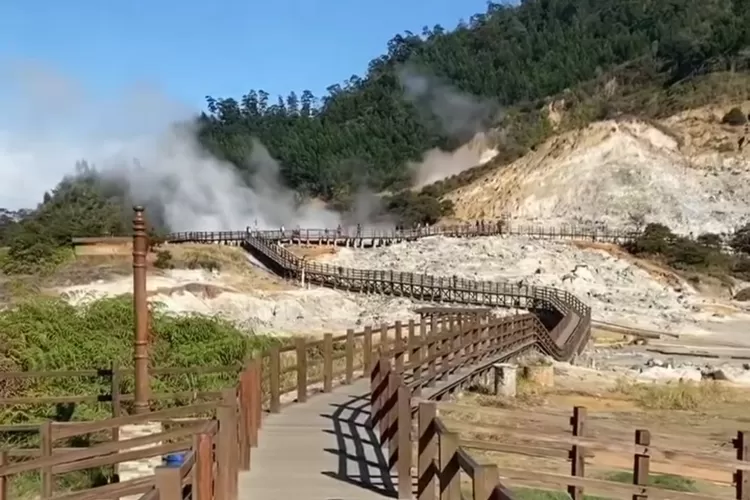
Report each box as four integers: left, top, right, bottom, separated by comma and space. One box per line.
198, 0, 750, 202
3, 0, 750, 273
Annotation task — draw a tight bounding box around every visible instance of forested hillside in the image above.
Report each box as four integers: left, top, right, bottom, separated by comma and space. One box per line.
3, 0, 750, 274
198, 0, 750, 201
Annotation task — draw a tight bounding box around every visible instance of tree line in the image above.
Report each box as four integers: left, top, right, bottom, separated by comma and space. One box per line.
3, 0, 750, 274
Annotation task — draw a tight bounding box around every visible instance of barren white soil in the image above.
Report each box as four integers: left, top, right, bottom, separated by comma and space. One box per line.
323, 235, 750, 339
56, 236, 750, 383
59, 269, 424, 336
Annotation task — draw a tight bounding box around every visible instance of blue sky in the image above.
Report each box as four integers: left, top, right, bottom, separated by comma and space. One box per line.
0, 0, 490, 111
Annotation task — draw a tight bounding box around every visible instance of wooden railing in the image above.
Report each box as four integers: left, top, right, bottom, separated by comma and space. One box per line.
415, 405, 750, 500
0, 363, 244, 429
0, 313, 474, 500
241, 228, 592, 362
368, 319, 750, 500
439, 402, 750, 500
26, 223, 604, 499
0, 391, 238, 500
368, 314, 550, 499
165, 222, 639, 245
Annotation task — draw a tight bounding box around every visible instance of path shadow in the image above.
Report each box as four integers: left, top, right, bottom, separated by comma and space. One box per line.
320, 392, 397, 498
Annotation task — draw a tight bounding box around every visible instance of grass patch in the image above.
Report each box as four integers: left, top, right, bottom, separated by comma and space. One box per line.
603, 471, 698, 492
611, 379, 735, 410
513, 487, 610, 500
0, 295, 279, 423
0, 295, 280, 497
508, 471, 698, 500
167, 245, 249, 273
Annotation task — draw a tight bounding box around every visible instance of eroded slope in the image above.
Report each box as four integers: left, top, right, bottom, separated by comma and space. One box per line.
445, 104, 750, 234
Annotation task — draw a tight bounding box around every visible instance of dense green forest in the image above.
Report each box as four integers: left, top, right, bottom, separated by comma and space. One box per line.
3, 0, 750, 274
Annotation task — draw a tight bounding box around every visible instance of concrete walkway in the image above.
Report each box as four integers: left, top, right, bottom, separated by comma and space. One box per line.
239, 379, 399, 499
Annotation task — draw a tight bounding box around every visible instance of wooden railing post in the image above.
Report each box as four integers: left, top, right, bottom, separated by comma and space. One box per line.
439, 430, 460, 500
473, 463, 500, 500
394, 321, 404, 374
237, 363, 253, 470
447, 315, 456, 373
633, 429, 651, 500
345, 328, 354, 384
381, 323, 389, 351
194, 432, 214, 500
379, 358, 392, 438
154, 465, 183, 500
735, 431, 749, 500
255, 354, 263, 431
418, 402, 437, 500
370, 354, 382, 418
427, 322, 437, 388
568, 406, 586, 500
216, 389, 239, 500
296, 338, 308, 403
269, 346, 281, 413
109, 361, 122, 478
397, 384, 412, 499
410, 320, 422, 396
40, 420, 53, 498
250, 358, 262, 442
323, 333, 333, 392
387, 371, 399, 458
0, 450, 8, 500
364, 326, 373, 376
439, 317, 450, 381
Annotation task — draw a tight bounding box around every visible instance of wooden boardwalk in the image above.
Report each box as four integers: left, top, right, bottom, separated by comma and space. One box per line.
238, 379, 397, 499
238, 348, 526, 500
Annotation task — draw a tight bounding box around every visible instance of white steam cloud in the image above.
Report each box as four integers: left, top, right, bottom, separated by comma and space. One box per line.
0, 60, 341, 231
396, 65, 503, 187
0, 60, 505, 231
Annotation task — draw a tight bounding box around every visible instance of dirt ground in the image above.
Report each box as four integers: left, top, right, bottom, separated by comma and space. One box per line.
287, 245, 338, 259
438, 363, 750, 499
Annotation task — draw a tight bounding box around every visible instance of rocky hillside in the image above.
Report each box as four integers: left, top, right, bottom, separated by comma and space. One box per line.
444, 103, 750, 234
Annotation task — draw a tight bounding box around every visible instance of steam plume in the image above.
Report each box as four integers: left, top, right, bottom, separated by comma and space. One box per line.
0, 60, 341, 231
396, 65, 503, 187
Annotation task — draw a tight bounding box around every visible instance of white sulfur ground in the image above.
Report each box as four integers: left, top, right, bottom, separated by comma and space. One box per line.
57, 237, 750, 383
60, 269, 429, 336
323, 235, 750, 339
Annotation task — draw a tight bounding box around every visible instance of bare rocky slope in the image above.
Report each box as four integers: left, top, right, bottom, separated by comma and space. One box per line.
445, 103, 750, 234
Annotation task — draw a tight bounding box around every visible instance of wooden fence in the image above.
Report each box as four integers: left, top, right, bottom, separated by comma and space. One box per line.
369, 322, 750, 500
0, 312, 487, 500
164, 221, 640, 246
438, 402, 750, 499
0, 319, 428, 454
241, 228, 592, 360
416, 403, 750, 500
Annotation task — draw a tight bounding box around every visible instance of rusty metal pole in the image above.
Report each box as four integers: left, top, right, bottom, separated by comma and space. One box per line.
132, 206, 150, 414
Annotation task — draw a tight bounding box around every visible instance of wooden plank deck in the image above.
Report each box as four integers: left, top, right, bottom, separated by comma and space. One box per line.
238, 349, 530, 499
238, 379, 398, 499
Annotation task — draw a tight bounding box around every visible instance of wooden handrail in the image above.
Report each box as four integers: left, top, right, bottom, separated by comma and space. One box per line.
0, 312, 458, 500
368, 316, 548, 499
